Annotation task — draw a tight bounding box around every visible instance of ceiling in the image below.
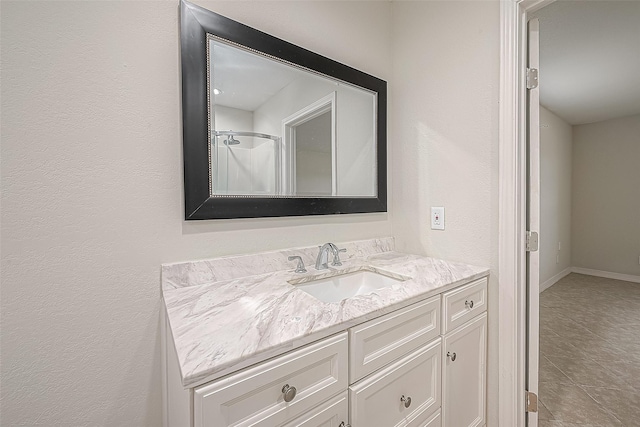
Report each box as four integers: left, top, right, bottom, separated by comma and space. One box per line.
531, 1, 640, 125
210, 39, 303, 112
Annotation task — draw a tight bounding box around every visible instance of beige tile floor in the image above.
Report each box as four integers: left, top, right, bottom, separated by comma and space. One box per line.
538, 273, 640, 427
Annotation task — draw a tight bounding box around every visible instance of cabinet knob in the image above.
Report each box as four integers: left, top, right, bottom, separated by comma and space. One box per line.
400, 395, 412, 408
465, 300, 474, 309
338, 423, 351, 427
447, 351, 457, 362
281, 384, 297, 402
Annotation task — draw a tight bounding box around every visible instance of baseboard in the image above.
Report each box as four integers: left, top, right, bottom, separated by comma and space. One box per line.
571, 267, 640, 284
539, 267, 572, 293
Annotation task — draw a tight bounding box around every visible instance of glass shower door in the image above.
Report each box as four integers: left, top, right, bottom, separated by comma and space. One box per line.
211, 132, 281, 196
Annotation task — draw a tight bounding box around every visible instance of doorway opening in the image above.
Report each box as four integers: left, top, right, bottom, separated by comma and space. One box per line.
282, 92, 337, 196
499, 1, 640, 426
531, 2, 640, 425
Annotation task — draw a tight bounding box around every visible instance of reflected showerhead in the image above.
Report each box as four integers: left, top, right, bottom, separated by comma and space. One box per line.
224, 134, 240, 145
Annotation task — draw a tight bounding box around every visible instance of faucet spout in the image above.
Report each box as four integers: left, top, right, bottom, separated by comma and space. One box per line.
315, 243, 339, 270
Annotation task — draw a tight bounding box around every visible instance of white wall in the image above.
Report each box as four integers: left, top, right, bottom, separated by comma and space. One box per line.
215, 105, 253, 136
539, 106, 573, 290
254, 77, 335, 136
572, 114, 640, 276
0, 1, 392, 425
2, 1, 506, 425
390, 2, 500, 425
334, 83, 376, 196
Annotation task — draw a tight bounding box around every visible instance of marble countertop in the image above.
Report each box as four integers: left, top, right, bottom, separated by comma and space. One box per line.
162, 239, 489, 388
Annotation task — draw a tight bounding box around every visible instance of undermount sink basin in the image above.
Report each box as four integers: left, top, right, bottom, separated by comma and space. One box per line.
290, 268, 408, 303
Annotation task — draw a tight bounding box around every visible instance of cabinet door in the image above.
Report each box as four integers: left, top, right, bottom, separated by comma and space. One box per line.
281, 392, 348, 427
442, 313, 486, 427
349, 338, 441, 427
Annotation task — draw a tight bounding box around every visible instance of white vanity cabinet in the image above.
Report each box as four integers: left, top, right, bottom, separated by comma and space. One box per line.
441, 278, 488, 427
165, 275, 488, 427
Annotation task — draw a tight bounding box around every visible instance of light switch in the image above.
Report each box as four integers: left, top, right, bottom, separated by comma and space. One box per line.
431, 207, 445, 230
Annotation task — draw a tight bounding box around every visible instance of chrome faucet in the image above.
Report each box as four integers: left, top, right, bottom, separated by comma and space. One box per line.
288, 255, 307, 273
315, 243, 347, 270
315, 243, 338, 270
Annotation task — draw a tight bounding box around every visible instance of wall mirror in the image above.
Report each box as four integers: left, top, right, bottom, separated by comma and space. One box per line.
180, 0, 387, 219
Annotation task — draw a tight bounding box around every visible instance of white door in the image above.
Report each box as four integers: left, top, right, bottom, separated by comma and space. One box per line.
526, 17, 541, 427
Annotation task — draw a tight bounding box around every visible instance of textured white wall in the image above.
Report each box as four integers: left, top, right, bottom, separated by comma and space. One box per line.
0, 1, 392, 425
215, 105, 254, 136
390, 2, 500, 425
2, 1, 506, 425
572, 114, 640, 276
539, 106, 573, 289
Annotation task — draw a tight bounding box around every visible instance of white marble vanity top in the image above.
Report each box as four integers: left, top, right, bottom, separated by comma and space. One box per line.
162, 238, 489, 388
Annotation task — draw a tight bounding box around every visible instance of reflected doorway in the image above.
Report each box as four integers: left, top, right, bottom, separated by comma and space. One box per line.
282, 92, 337, 196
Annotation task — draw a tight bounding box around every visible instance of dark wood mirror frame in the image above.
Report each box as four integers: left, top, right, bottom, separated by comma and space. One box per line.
180, 0, 387, 220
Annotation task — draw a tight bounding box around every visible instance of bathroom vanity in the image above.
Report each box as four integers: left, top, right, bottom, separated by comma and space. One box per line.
162, 238, 488, 427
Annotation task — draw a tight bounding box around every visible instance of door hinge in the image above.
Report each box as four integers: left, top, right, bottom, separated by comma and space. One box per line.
526, 231, 539, 252
526, 390, 538, 412
526, 68, 539, 89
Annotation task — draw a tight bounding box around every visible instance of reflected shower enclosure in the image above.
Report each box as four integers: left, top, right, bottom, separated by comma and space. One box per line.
212, 131, 281, 196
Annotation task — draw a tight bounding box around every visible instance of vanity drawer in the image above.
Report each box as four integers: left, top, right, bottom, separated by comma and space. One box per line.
442, 277, 487, 333
349, 296, 440, 383
420, 410, 441, 427
349, 338, 441, 427
281, 391, 348, 427
193, 332, 348, 427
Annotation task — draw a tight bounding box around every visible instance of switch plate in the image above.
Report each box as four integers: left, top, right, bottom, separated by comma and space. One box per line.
431, 207, 445, 230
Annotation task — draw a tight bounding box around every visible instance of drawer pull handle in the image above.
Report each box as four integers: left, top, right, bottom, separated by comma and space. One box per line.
465, 300, 474, 309
447, 351, 457, 361
339, 423, 351, 427
281, 384, 297, 402
400, 395, 412, 408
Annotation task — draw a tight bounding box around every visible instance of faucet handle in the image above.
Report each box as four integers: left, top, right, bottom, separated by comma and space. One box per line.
288, 256, 307, 273
331, 248, 347, 266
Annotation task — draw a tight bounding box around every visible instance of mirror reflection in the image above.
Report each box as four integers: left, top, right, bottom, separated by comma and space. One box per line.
208, 37, 377, 197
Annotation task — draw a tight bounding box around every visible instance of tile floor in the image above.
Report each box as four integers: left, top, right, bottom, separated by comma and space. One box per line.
538, 273, 640, 427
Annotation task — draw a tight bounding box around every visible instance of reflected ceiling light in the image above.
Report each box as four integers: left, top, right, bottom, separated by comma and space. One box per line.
213, 88, 221, 95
